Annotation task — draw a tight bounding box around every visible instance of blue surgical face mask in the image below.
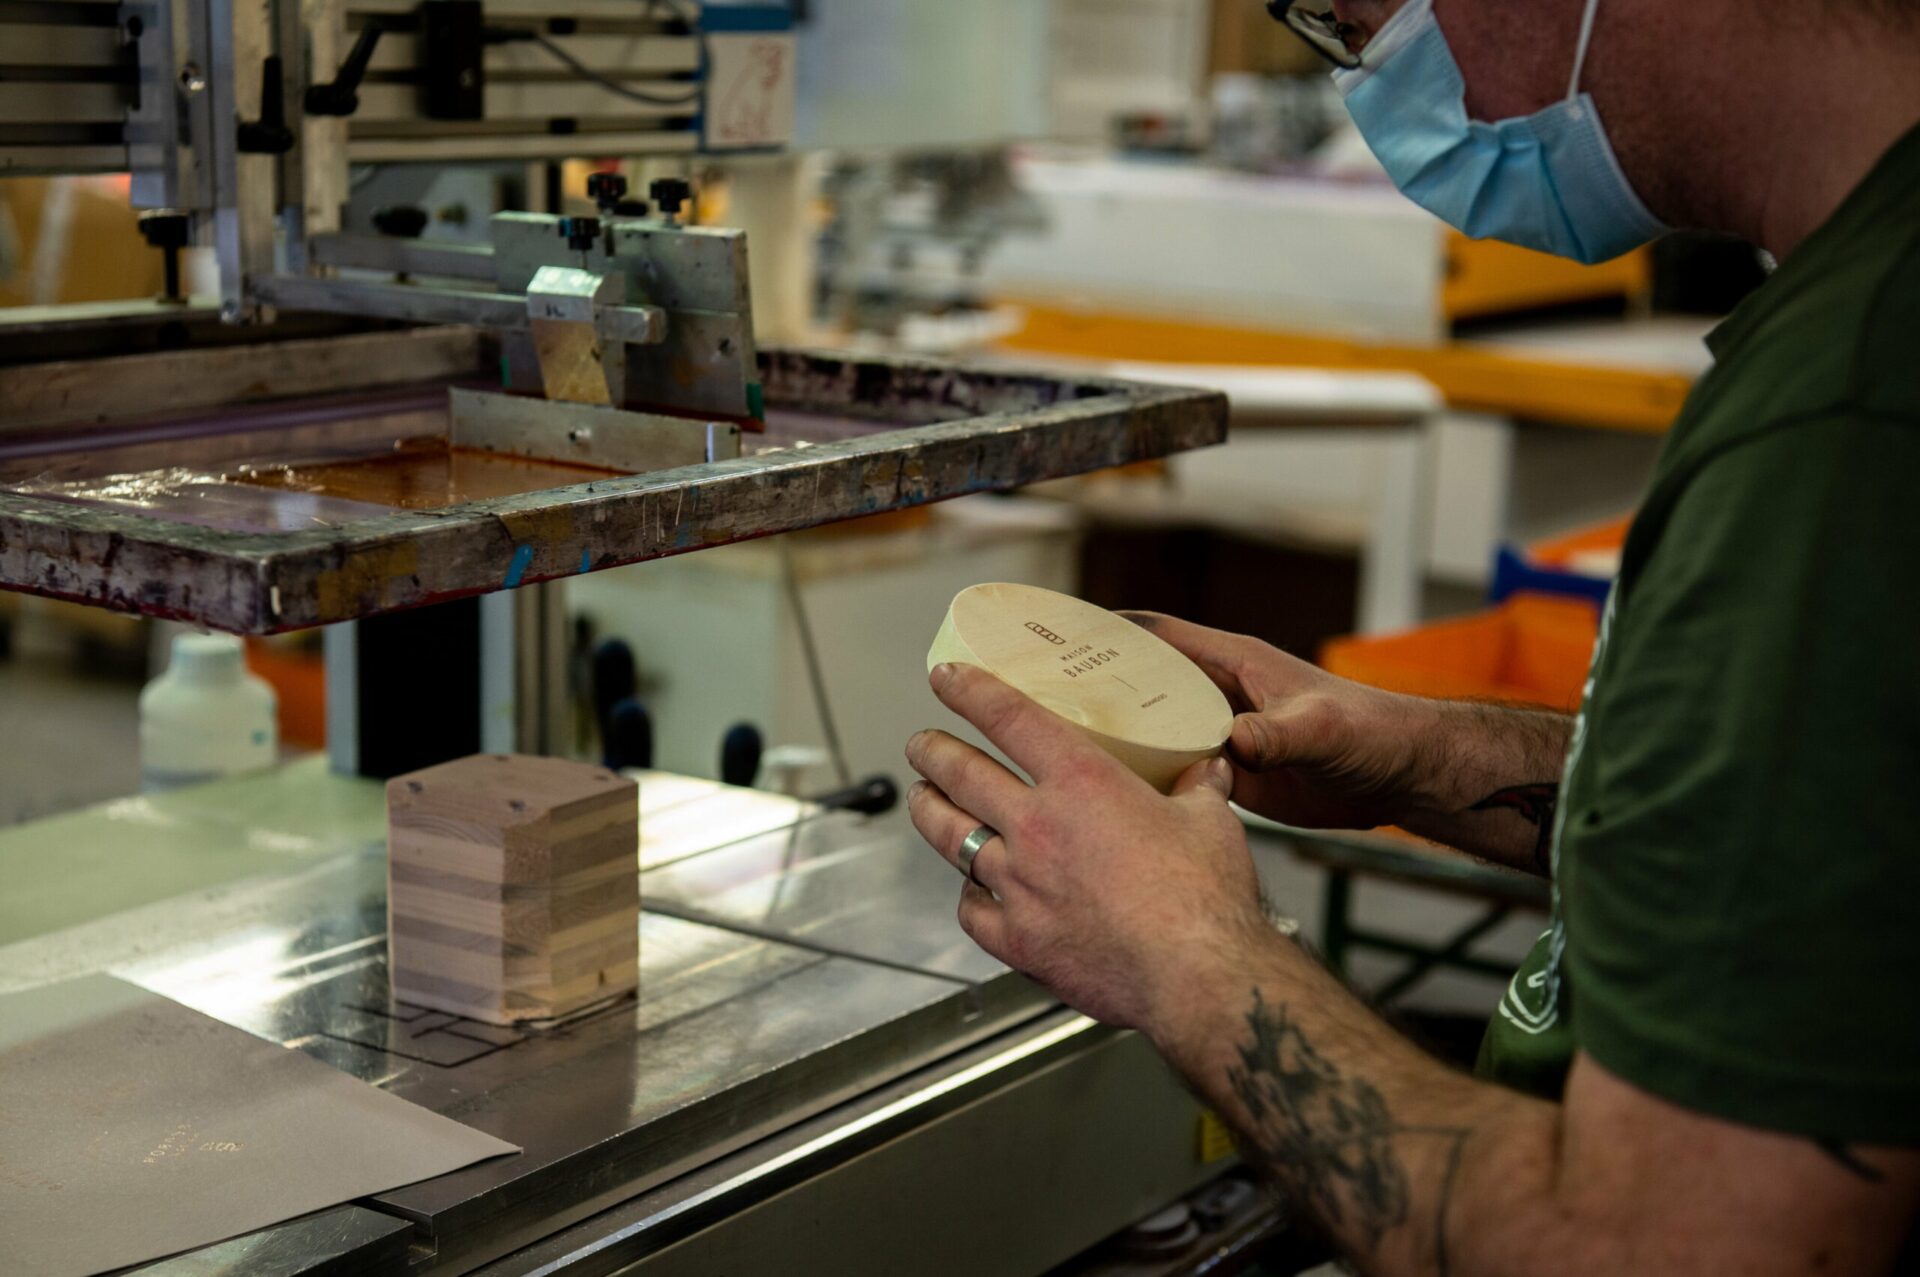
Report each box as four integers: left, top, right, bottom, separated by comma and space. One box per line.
1334, 0, 1665, 265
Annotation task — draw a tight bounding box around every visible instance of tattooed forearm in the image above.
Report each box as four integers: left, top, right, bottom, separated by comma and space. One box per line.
1431, 1124, 1471, 1277
1227, 989, 1407, 1245
1468, 782, 1560, 874
1225, 989, 1472, 1261
1394, 703, 1571, 871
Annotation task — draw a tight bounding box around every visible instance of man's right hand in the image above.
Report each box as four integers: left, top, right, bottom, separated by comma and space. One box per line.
1121, 611, 1575, 874
1119, 611, 1439, 832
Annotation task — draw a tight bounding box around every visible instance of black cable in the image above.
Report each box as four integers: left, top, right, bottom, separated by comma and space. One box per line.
488, 26, 703, 109
643, 0, 710, 109
779, 538, 855, 790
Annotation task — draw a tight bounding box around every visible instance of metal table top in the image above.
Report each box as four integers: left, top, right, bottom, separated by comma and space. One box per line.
0, 768, 1049, 1275
640, 807, 1004, 984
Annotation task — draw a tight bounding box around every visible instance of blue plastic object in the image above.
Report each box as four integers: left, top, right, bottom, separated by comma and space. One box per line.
1487, 544, 1612, 608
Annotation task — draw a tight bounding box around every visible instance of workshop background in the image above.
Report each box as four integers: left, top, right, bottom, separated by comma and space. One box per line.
0, 1, 1767, 1273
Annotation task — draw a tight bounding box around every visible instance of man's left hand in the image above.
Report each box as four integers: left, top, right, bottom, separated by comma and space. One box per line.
905, 661, 1275, 1035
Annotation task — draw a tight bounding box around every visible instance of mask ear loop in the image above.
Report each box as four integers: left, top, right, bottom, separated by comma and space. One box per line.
1568, 0, 1601, 99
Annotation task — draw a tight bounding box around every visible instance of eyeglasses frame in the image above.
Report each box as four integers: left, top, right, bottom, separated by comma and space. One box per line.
1264, 0, 1365, 70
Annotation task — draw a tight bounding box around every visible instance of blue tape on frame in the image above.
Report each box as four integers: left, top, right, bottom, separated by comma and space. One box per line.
505, 544, 534, 588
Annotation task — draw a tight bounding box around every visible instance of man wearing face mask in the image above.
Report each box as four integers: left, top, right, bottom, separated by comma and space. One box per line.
904, 0, 1920, 1271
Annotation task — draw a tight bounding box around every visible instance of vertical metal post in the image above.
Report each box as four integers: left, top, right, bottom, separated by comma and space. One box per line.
289, 0, 347, 264
511, 580, 571, 756
322, 619, 358, 775
127, 0, 199, 209
205, 0, 275, 320
482, 582, 575, 759
478, 591, 517, 755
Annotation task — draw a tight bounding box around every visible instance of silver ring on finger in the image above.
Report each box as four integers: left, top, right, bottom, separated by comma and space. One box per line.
957, 823, 998, 888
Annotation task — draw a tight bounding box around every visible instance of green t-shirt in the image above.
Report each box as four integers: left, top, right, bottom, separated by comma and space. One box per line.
1477, 120, 1920, 1146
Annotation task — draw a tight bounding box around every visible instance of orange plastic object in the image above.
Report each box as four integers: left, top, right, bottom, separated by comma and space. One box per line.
1527, 515, 1632, 570
245, 638, 326, 750
995, 303, 1693, 435
1442, 234, 1651, 322
1320, 594, 1599, 712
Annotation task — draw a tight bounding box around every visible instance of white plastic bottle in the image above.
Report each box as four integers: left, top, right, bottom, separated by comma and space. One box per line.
140, 633, 279, 792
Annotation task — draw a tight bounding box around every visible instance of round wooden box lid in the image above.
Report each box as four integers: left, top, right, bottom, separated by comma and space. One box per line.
927, 583, 1233, 792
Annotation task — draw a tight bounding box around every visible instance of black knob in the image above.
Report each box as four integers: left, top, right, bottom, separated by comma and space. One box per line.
719, 723, 763, 788
137, 211, 191, 250
591, 638, 636, 740
371, 205, 429, 238
304, 19, 384, 117
611, 198, 650, 218
557, 215, 601, 252
138, 211, 191, 302
649, 177, 692, 219
236, 55, 295, 154
809, 774, 900, 817
586, 172, 628, 213
602, 697, 653, 771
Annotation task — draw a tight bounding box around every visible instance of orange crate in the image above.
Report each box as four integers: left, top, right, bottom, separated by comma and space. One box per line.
1527, 515, 1631, 571
1320, 594, 1598, 712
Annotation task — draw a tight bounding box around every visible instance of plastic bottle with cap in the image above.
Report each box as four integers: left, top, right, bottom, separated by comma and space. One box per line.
140, 633, 279, 792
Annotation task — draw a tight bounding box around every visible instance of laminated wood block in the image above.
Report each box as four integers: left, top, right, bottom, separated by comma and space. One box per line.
929, 583, 1233, 793
386, 753, 639, 1025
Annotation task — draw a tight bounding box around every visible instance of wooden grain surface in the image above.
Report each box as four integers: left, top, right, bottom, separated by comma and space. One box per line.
929, 583, 1233, 793
386, 753, 639, 1025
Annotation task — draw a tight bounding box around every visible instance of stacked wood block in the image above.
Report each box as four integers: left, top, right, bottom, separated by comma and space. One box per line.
387, 753, 639, 1026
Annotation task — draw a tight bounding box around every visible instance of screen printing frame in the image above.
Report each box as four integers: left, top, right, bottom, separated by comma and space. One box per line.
0, 345, 1226, 633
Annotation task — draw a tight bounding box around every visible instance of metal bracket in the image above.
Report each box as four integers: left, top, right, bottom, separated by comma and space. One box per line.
447, 387, 740, 470
524, 265, 667, 407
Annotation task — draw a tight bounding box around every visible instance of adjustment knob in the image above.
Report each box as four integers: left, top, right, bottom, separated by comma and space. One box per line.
137, 211, 191, 250
648, 177, 692, 220
611, 198, 650, 218
586, 172, 628, 213
236, 55, 295, 154
371, 205, 429, 238
137, 211, 192, 302
557, 215, 602, 252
